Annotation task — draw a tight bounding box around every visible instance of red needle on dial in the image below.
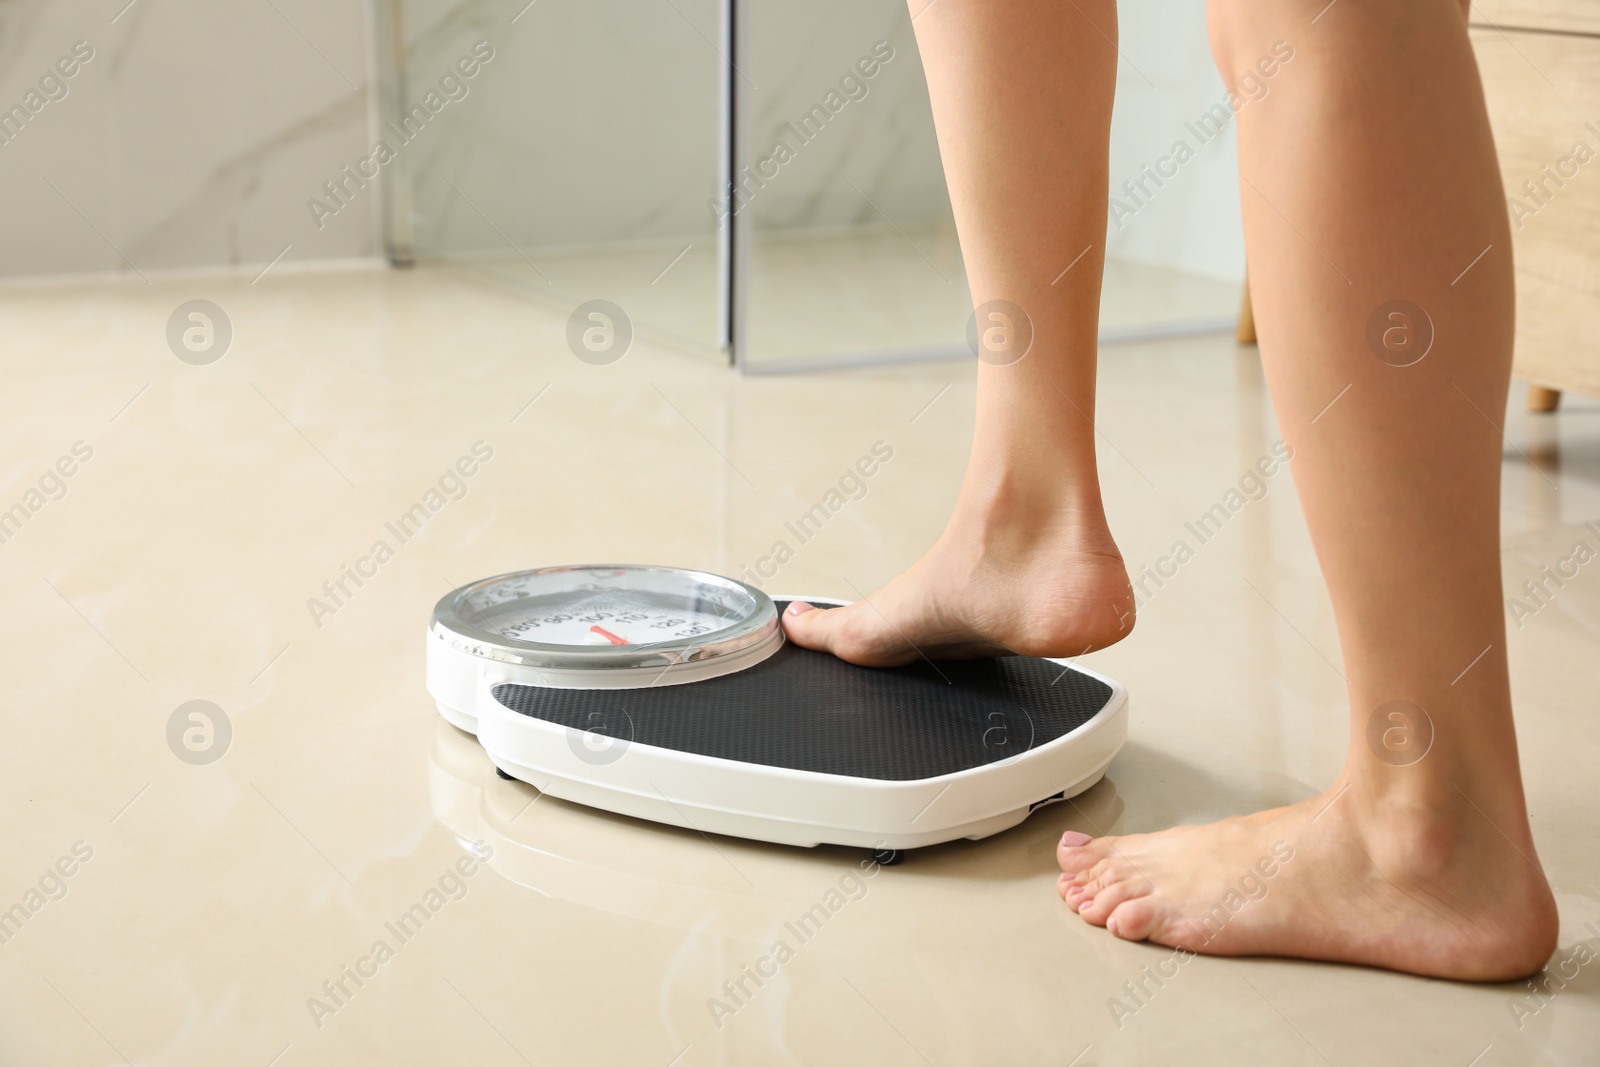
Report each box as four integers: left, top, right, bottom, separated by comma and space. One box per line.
590, 625, 629, 646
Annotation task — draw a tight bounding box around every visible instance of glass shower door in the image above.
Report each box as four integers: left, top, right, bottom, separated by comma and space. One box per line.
395, 0, 727, 363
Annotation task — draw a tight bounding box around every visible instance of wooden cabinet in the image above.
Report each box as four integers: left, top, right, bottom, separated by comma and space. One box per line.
1473, 0, 1600, 35
1471, 10, 1600, 405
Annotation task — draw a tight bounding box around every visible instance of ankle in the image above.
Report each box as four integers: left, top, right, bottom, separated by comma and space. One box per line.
955, 466, 1115, 547
1338, 762, 1537, 878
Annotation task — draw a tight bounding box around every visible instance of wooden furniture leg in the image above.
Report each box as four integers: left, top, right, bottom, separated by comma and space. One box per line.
1527, 385, 1561, 412
1236, 274, 1257, 344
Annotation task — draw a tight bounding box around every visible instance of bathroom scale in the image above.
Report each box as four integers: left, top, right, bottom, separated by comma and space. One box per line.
426, 564, 1127, 861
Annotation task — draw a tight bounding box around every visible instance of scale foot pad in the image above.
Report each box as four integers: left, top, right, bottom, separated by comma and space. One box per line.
491, 640, 1113, 781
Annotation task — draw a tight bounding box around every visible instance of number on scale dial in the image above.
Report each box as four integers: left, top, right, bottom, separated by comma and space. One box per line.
432, 565, 781, 678
489, 597, 727, 646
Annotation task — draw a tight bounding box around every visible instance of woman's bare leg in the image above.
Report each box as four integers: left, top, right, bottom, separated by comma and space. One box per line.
1057, 0, 1558, 978
782, 0, 1137, 665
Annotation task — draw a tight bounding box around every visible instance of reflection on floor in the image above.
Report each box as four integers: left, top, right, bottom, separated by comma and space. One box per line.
442, 226, 1243, 369
0, 264, 1595, 1065
445, 238, 723, 359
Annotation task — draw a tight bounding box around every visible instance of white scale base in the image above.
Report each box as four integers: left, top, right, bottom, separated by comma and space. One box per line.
428, 596, 1127, 853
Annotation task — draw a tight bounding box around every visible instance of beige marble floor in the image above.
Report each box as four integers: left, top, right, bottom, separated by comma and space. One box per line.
1, 265, 1597, 1066
450, 228, 1241, 369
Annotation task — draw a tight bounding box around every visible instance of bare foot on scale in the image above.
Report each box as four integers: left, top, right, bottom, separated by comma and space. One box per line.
781, 486, 1136, 666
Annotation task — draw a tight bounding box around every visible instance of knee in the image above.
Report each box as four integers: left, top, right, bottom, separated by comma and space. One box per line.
1208, 0, 1469, 75
1205, 0, 1305, 80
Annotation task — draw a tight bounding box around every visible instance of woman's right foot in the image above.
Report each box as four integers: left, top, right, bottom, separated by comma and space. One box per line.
781, 486, 1135, 666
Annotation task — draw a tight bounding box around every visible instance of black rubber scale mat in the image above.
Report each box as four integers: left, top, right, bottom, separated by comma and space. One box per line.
491, 607, 1113, 781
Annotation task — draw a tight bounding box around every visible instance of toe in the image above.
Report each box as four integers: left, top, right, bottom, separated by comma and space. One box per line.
1067, 865, 1112, 905
1056, 832, 1110, 875
1077, 872, 1150, 926
781, 600, 910, 666
1064, 876, 1095, 905
1067, 871, 1114, 909
1106, 899, 1157, 942
779, 601, 824, 645
1083, 855, 1123, 884
782, 600, 848, 656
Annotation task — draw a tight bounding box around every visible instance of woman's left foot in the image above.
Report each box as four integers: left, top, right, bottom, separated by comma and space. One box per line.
1055, 778, 1559, 981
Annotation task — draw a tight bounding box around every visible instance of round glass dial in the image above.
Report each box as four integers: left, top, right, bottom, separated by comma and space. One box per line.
431, 565, 781, 677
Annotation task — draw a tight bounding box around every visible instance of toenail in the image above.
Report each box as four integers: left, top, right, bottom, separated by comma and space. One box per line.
786, 601, 815, 615
1107, 916, 1119, 937
1060, 831, 1093, 847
